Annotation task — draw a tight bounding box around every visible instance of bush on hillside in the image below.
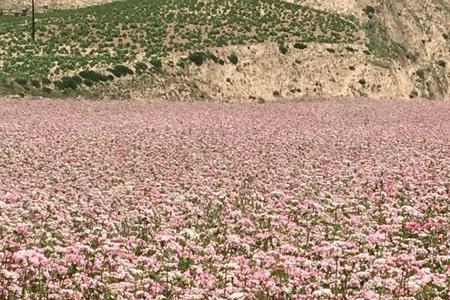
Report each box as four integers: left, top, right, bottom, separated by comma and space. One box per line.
278, 43, 289, 55
188, 52, 208, 66
363, 5, 376, 17
14, 78, 28, 86
57, 76, 81, 90
31, 79, 41, 88
228, 53, 239, 65
110, 65, 134, 78
83, 79, 94, 87
293, 42, 307, 49
72, 75, 82, 85
149, 58, 163, 70
135, 62, 148, 74
437, 59, 447, 68
79, 70, 108, 82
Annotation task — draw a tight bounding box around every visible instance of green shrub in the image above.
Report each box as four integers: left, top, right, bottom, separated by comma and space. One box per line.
363, 5, 376, 17
293, 42, 307, 49
15, 78, 28, 86
149, 58, 162, 70
135, 62, 148, 73
79, 70, 107, 82
31, 79, 41, 88
83, 79, 94, 87
57, 76, 80, 90
228, 53, 238, 65
188, 52, 208, 66
72, 75, 82, 85
110, 65, 134, 77
279, 43, 288, 55
437, 60, 447, 68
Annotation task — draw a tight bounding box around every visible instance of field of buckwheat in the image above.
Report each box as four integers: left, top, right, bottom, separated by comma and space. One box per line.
0, 98, 449, 299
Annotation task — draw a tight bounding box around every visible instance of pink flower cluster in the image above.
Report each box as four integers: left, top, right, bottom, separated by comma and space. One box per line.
0, 98, 449, 299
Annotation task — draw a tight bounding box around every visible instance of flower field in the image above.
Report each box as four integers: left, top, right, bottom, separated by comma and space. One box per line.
0, 98, 449, 299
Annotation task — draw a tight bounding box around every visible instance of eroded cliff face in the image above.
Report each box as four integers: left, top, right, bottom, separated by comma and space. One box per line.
286, 0, 450, 99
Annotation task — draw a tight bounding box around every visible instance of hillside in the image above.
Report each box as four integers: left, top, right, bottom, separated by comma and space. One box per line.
0, 0, 449, 100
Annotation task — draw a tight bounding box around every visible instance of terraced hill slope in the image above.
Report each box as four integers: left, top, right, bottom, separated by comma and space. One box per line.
0, 0, 449, 100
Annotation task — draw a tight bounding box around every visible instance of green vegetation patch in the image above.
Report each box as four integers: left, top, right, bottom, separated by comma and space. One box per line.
0, 0, 359, 86
362, 19, 417, 64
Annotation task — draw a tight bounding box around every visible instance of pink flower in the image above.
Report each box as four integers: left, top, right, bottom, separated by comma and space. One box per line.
3, 192, 20, 203
197, 272, 216, 287
364, 290, 378, 299
15, 223, 29, 236
405, 221, 423, 233
13, 249, 46, 266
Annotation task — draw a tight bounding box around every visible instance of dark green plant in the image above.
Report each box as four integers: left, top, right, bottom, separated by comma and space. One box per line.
110, 65, 134, 77
15, 78, 28, 86
228, 53, 238, 65
188, 52, 208, 66
279, 43, 288, 55
83, 79, 94, 87
56, 76, 80, 90
363, 5, 376, 17
30, 80, 41, 88
436, 60, 447, 68
135, 62, 148, 73
293, 42, 307, 49
79, 70, 107, 82
149, 58, 162, 70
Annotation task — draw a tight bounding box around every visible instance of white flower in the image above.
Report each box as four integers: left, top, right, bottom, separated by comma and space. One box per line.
313, 288, 333, 297
0, 270, 20, 280
229, 292, 246, 300
406, 276, 421, 293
